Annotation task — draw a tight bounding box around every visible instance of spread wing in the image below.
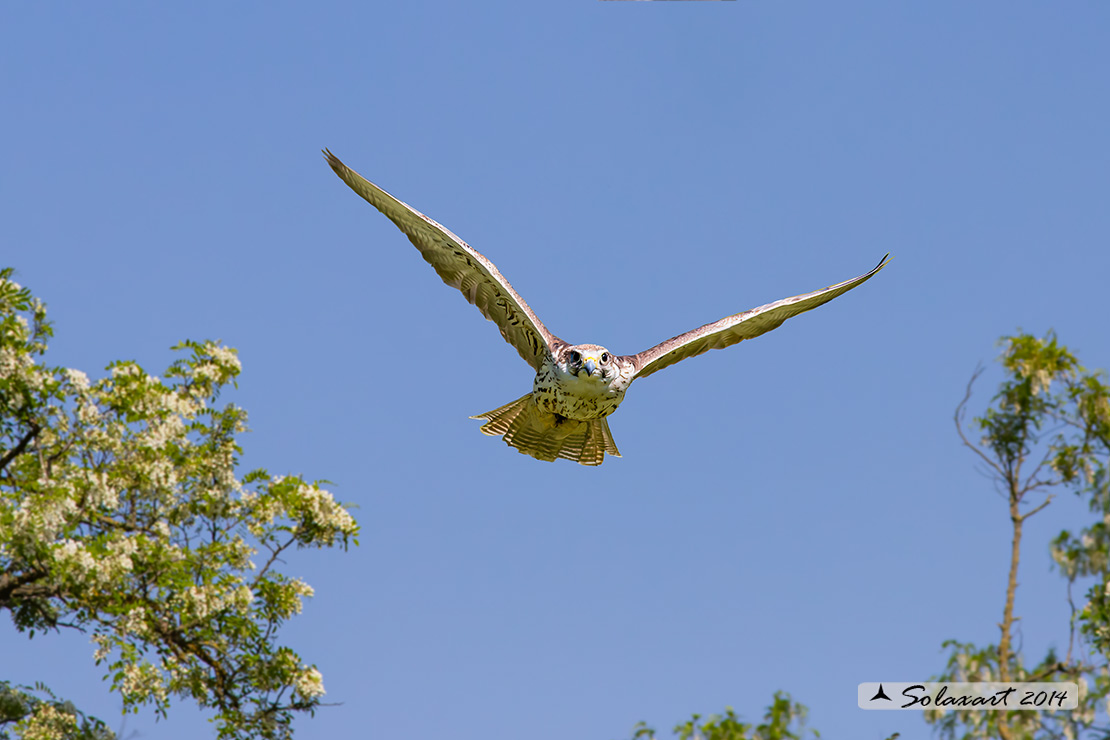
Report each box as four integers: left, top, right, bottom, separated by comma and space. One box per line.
626, 254, 890, 380
324, 149, 564, 370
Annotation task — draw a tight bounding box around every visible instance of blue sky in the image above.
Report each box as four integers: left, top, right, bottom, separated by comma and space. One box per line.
3, 2, 1110, 739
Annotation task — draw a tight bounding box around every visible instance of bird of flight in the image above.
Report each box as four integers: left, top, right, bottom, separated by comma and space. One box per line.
325, 150, 889, 466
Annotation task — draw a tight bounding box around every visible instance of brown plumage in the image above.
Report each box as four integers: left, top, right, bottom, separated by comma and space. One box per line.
324, 150, 889, 465
471, 394, 620, 466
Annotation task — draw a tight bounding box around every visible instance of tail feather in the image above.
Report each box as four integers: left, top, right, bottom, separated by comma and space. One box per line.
470, 394, 621, 466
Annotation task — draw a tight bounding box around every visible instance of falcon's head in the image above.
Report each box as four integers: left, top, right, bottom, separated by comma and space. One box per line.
559, 344, 623, 383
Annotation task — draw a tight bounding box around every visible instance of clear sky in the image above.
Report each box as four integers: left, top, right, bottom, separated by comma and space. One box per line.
3, 3, 1109, 739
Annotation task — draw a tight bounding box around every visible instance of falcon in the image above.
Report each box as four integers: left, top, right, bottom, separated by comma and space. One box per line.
324, 150, 889, 466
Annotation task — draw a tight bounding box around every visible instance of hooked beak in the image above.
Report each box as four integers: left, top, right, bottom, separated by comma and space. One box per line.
583, 357, 598, 377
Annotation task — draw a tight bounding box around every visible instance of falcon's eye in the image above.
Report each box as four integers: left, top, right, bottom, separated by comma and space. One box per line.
600, 352, 610, 364
568, 351, 580, 363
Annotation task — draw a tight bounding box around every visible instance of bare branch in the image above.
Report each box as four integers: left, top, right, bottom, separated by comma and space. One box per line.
955, 367, 1006, 478
1021, 446, 1063, 497
1019, 494, 1054, 522
254, 535, 298, 585
1026, 661, 1070, 682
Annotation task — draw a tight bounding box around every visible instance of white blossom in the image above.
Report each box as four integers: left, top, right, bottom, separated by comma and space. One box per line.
13, 703, 78, 740
92, 634, 112, 662
233, 585, 255, 613
116, 608, 148, 638
17, 491, 77, 540
0, 346, 33, 376
55, 539, 96, 573
84, 470, 119, 509
293, 667, 325, 699
110, 363, 142, 379
64, 367, 90, 391
297, 483, 357, 536
120, 662, 167, 702
291, 579, 315, 599
205, 342, 242, 371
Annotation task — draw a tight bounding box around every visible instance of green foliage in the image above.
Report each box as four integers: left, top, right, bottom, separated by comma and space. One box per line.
931, 331, 1110, 740
926, 639, 1105, 740
627, 692, 817, 740
0, 682, 114, 740
0, 269, 359, 739
975, 333, 1078, 472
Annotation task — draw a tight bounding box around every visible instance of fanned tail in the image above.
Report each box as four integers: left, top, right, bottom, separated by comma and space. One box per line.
470, 394, 621, 466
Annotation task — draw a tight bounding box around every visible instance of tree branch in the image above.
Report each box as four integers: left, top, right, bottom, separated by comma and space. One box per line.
955, 368, 1006, 478
1019, 494, 1054, 522
0, 422, 40, 471
0, 568, 51, 606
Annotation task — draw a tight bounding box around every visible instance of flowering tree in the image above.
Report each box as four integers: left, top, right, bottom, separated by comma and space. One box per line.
626, 693, 819, 740
926, 332, 1110, 740
0, 269, 359, 740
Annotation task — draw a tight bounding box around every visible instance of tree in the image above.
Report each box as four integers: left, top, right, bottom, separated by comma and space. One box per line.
926, 332, 1110, 740
626, 692, 818, 740
0, 268, 359, 740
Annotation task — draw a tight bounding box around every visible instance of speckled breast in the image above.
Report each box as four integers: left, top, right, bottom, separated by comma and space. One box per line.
532, 360, 627, 421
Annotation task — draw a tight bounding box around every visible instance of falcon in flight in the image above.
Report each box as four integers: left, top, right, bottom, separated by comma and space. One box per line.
325, 150, 889, 466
